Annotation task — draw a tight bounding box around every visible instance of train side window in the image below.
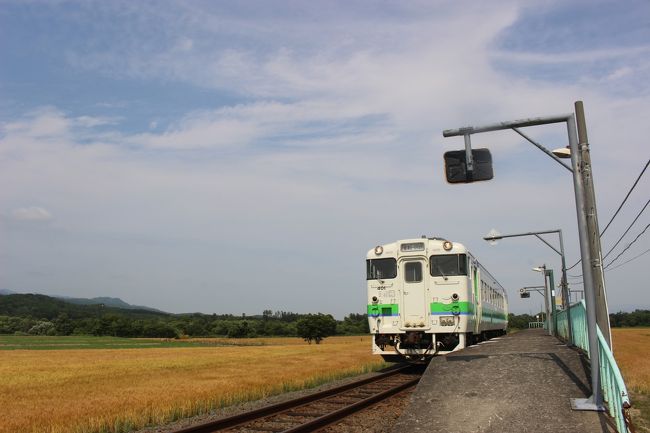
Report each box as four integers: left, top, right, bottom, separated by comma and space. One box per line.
366, 258, 397, 280
404, 262, 422, 283
459, 254, 467, 275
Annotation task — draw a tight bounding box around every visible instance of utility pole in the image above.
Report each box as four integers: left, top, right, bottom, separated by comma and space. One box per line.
541, 266, 552, 335
442, 102, 607, 410
575, 102, 612, 349
547, 269, 558, 337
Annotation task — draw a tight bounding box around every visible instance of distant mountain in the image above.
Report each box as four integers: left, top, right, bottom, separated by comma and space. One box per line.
0, 293, 170, 320
58, 296, 167, 313
0, 290, 166, 314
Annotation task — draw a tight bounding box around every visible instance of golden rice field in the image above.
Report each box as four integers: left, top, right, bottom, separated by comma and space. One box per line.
2, 330, 648, 433
610, 328, 650, 432
0, 335, 384, 433
611, 328, 650, 394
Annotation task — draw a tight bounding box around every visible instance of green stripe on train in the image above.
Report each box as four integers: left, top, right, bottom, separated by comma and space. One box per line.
367, 304, 399, 317
368, 302, 507, 321
430, 301, 473, 315
481, 307, 508, 321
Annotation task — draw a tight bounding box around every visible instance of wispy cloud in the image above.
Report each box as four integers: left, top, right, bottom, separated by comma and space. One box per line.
10, 207, 53, 222
492, 45, 650, 65
2, 108, 119, 139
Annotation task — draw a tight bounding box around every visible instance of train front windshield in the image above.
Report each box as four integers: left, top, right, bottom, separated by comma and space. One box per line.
366, 258, 397, 280
430, 254, 467, 277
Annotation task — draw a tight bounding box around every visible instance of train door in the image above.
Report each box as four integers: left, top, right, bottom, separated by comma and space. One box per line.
400, 259, 428, 327
472, 263, 481, 334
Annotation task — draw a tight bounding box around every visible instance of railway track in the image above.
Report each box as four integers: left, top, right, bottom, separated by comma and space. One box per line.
172, 364, 424, 433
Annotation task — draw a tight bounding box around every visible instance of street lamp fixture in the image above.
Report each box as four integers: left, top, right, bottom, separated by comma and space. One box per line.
552, 146, 572, 159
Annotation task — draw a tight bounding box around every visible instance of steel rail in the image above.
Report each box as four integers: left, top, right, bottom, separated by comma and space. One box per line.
172, 364, 419, 433
281, 375, 420, 433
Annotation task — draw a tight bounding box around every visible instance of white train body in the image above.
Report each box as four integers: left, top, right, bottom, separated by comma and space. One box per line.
366, 237, 508, 361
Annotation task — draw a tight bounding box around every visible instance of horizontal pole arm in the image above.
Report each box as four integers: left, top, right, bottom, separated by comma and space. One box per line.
442, 114, 573, 137
484, 229, 564, 258
484, 229, 561, 240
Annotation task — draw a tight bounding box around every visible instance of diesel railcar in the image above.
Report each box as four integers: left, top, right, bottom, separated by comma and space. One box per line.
366, 237, 508, 361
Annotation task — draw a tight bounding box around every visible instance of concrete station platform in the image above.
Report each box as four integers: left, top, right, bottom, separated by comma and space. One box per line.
391, 329, 616, 433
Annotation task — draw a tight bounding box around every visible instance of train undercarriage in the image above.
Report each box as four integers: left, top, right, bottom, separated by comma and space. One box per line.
374, 330, 507, 362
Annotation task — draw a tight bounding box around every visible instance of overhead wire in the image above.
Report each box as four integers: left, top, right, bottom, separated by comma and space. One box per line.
604, 222, 650, 270
601, 159, 649, 237
565, 158, 650, 271
606, 248, 650, 272
568, 203, 648, 278
602, 198, 650, 260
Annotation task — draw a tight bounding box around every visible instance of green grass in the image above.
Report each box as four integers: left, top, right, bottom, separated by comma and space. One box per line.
630, 391, 650, 433
0, 335, 263, 350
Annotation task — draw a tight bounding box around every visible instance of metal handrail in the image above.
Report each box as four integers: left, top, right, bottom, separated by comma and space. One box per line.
528, 321, 545, 329
597, 326, 632, 433
556, 301, 632, 432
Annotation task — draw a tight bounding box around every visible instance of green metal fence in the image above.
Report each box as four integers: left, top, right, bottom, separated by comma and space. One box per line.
556, 301, 632, 433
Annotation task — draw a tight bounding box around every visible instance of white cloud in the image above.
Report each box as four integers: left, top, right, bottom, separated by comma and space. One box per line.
129, 115, 259, 150
606, 67, 634, 81
74, 116, 118, 128
2, 107, 70, 138
175, 37, 194, 52
10, 207, 53, 222
491, 45, 650, 65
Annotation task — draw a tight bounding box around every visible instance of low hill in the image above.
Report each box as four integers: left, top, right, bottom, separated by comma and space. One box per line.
0, 294, 170, 321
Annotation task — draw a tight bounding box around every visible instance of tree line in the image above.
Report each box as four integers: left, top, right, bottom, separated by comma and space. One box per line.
609, 310, 650, 327
2, 295, 645, 340
508, 310, 650, 329
0, 294, 369, 341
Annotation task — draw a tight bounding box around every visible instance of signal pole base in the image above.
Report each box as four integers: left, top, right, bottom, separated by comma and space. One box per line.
571, 397, 606, 412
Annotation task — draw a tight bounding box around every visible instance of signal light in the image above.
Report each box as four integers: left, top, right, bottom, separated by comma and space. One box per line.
444, 148, 493, 183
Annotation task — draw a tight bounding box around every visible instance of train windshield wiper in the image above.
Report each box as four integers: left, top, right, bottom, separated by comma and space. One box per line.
436, 265, 448, 281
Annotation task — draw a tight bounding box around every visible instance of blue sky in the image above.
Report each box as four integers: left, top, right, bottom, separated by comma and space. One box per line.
1, 0, 649, 317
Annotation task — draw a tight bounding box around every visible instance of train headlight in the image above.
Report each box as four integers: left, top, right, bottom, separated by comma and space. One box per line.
440, 316, 455, 326
374, 246, 384, 255
442, 241, 453, 251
